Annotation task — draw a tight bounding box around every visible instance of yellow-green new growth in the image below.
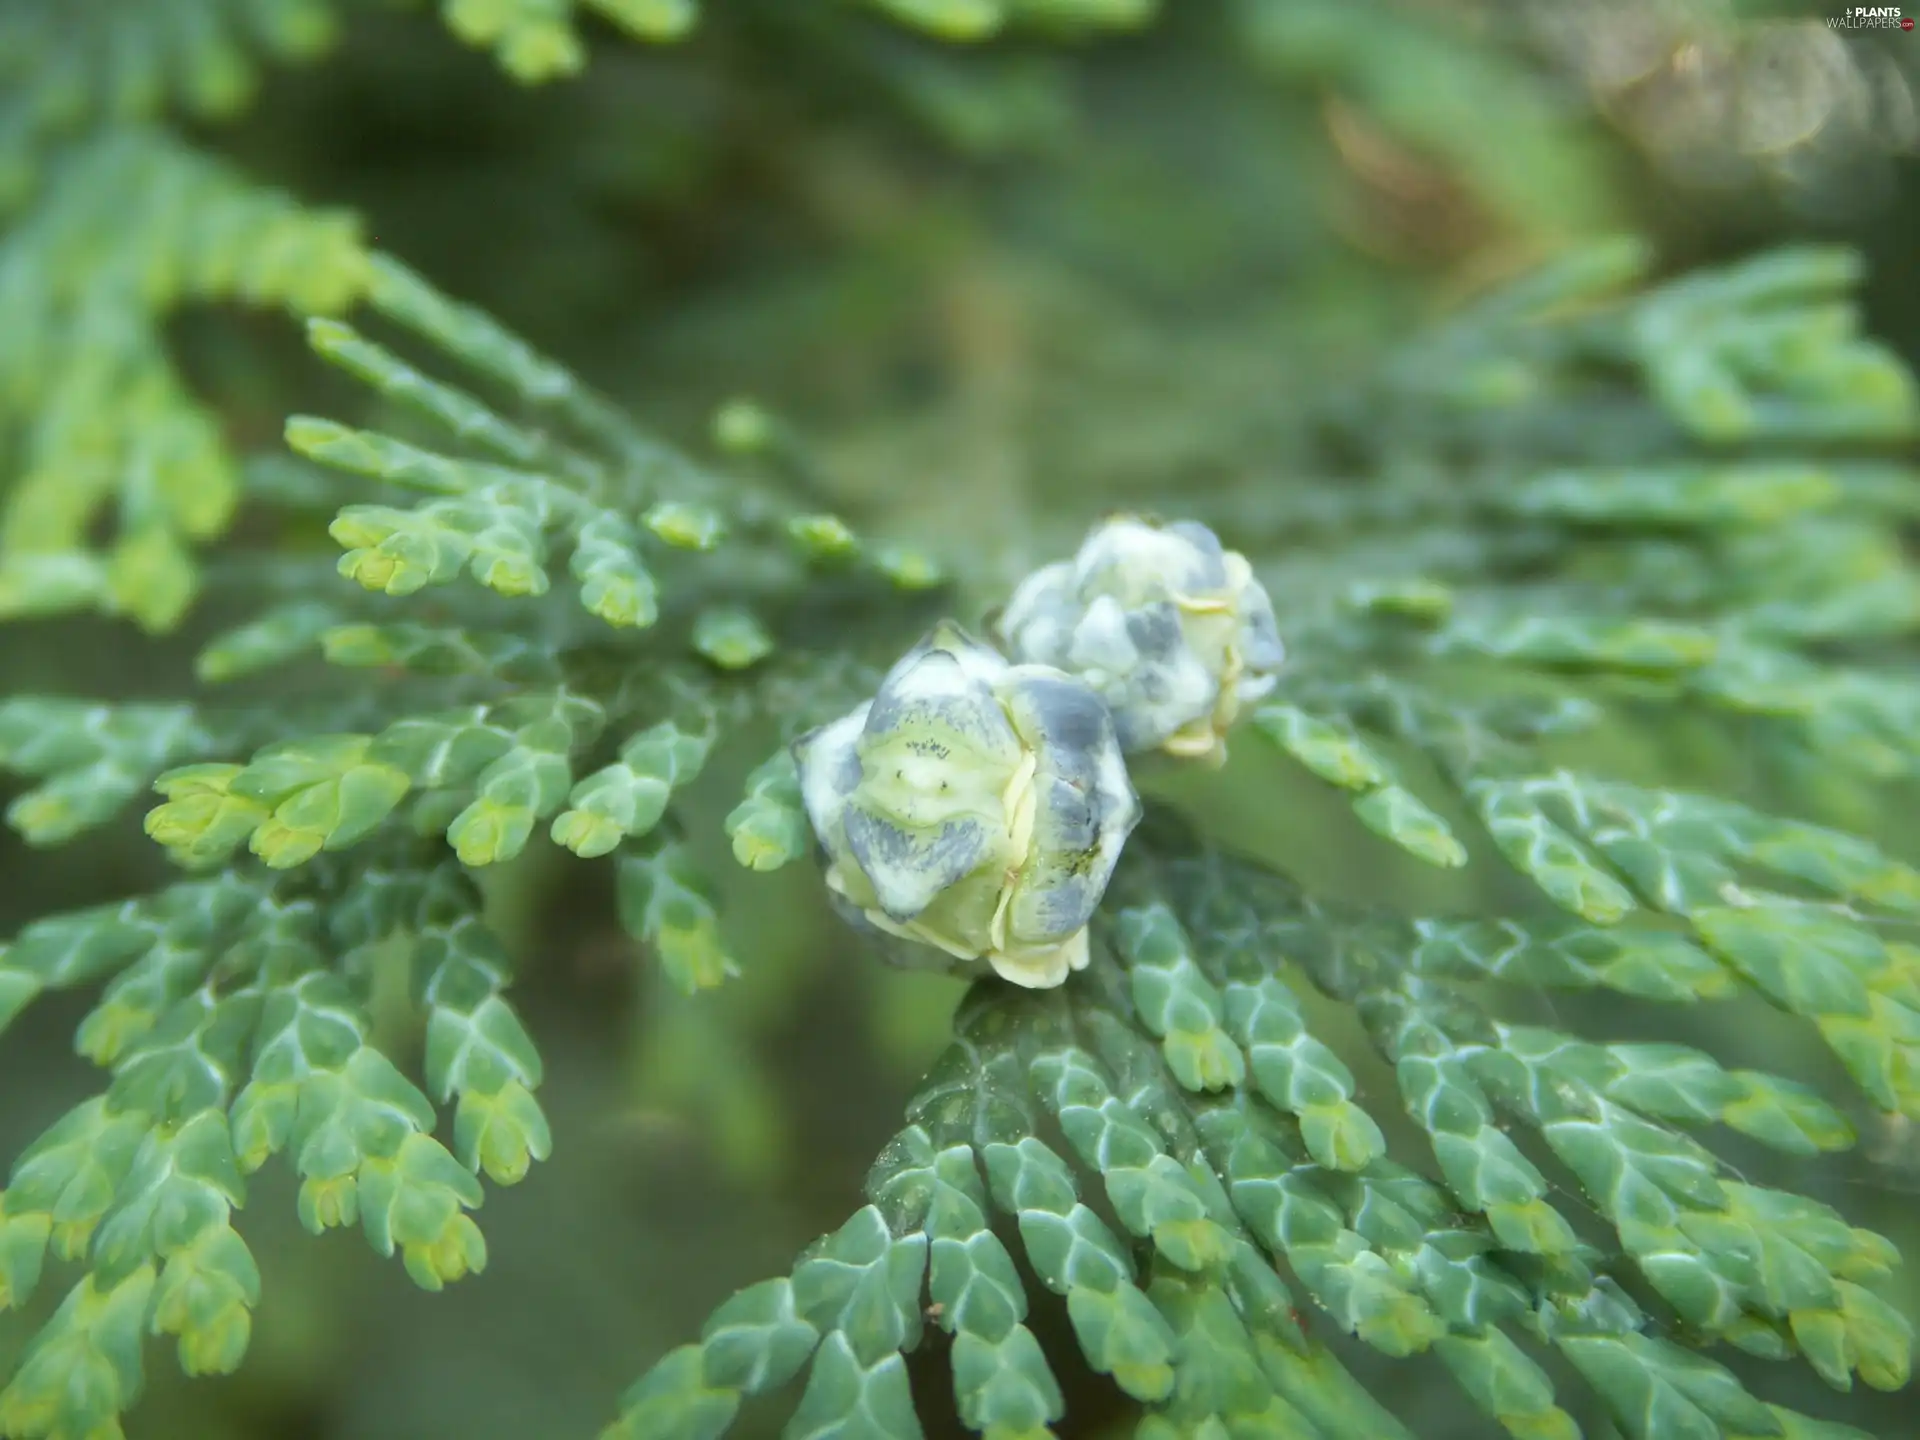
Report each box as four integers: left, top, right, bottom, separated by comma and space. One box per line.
149, 738, 411, 871
725, 751, 810, 872
619, 841, 738, 993
443, 0, 698, 83
552, 718, 714, 858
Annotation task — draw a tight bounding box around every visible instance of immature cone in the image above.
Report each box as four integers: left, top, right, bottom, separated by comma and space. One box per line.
995, 516, 1283, 765
792, 621, 1140, 989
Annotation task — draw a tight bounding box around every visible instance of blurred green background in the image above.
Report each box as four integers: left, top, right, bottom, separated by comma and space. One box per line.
4, 2, 1920, 1435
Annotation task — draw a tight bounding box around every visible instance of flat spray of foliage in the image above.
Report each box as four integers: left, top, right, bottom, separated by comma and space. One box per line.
1, 2, 1918, 1439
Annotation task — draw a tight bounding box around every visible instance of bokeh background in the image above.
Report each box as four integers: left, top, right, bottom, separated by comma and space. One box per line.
3, 2, 1920, 1435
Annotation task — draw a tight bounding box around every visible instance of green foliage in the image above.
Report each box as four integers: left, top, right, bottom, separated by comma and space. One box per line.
0, 130, 368, 632
599, 238, 1920, 1438
865, 0, 1158, 43
2, 3, 1920, 1440
0, 23, 928, 1423
439, 0, 695, 81
0, 0, 341, 202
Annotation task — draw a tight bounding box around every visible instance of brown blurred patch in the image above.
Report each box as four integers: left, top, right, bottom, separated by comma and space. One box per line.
1321, 95, 1545, 294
